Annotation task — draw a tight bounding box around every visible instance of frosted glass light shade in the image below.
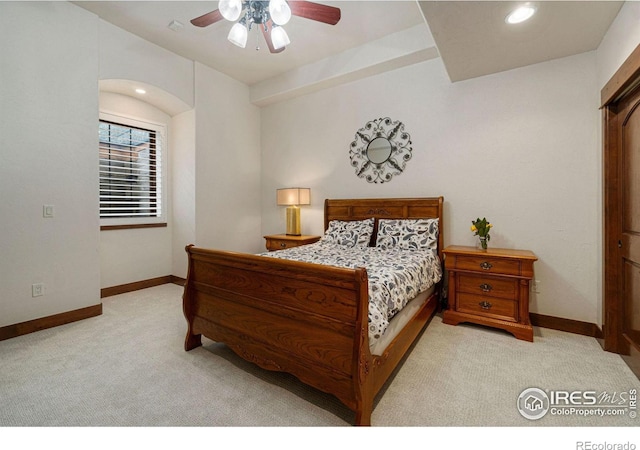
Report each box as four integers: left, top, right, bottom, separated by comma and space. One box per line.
228, 22, 248, 48
269, 0, 292, 25
271, 26, 290, 50
219, 0, 243, 21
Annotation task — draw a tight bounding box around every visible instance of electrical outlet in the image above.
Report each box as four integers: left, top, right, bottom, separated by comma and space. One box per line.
32, 283, 44, 297
531, 280, 540, 294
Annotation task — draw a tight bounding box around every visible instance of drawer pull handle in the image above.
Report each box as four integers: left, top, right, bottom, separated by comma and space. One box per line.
280, 243, 286, 248
479, 283, 492, 292
480, 261, 493, 270
479, 301, 492, 310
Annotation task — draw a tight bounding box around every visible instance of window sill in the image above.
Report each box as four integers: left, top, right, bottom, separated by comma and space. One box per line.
100, 223, 167, 231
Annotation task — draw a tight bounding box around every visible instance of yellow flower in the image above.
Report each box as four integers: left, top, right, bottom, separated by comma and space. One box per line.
471, 225, 477, 232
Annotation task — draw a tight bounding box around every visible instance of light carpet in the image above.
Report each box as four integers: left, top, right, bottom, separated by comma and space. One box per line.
1, 283, 639, 429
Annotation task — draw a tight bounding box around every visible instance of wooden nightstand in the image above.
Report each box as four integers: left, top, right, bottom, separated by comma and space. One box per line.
442, 245, 537, 341
264, 234, 321, 252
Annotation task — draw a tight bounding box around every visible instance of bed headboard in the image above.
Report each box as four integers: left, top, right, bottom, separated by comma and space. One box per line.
324, 197, 444, 257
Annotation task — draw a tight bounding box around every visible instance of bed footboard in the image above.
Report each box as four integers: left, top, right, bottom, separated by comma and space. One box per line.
182, 245, 375, 424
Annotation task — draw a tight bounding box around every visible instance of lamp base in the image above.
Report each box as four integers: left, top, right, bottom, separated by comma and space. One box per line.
285, 205, 301, 236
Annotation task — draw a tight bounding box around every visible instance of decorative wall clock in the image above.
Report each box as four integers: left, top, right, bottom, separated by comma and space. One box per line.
349, 117, 412, 183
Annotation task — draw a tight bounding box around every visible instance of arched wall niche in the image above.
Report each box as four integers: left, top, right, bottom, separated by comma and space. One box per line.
97, 78, 196, 286
99, 79, 192, 117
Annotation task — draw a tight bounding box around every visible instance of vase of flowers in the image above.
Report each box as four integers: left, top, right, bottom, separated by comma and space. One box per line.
471, 217, 492, 250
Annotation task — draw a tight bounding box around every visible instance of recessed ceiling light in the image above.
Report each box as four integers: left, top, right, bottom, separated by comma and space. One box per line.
135, 88, 146, 95
505, 5, 537, 24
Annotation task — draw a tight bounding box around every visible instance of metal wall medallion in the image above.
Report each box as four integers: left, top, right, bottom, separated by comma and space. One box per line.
349, 117, 412, 183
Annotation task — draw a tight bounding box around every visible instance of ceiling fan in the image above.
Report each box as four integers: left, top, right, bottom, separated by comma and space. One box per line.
191, 0, 341, 53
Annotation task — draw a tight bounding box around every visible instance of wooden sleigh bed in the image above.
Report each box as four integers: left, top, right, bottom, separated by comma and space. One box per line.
182, 197, 444, 425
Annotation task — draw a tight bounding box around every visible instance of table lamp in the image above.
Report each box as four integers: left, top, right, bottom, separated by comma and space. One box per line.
277, 187, 310, 235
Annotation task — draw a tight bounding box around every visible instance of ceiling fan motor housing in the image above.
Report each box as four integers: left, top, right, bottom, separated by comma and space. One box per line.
247, 1, 271, 26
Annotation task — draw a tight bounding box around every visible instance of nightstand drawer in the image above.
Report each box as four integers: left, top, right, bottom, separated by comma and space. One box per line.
452, 255, 522, 276
267, 239, 297, 251
457, 274, 517, 300
264, 234, 321, 252
457, 293, 517, 322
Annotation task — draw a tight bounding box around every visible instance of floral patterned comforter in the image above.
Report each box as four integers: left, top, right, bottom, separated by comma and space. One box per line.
259, 242, 442, 347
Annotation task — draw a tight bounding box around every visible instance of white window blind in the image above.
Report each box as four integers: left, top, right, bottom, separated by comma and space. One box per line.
99, 118, 164, 223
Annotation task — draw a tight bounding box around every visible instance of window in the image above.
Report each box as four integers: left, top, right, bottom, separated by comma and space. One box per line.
99, 113, 166, 229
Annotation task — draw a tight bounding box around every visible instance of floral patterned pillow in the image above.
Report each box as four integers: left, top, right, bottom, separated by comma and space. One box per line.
320, 218, 375, 248
376, 218, 439, 251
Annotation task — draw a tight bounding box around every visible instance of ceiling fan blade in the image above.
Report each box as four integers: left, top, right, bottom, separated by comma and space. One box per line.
261, 23, 285, 54
191, 9, 224, 27
288, 1, 341, 25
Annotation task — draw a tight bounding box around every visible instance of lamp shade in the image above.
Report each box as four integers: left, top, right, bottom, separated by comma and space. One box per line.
277, 188, 310, 206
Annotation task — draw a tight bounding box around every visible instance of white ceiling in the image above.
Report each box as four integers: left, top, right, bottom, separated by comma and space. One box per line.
419, 1, 624, 82
74, 0, 624, 86
75, 0, 427, 85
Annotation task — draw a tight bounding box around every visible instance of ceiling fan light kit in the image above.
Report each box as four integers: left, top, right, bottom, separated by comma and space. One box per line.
191, 0, 341, 53
224, 0, 291, 49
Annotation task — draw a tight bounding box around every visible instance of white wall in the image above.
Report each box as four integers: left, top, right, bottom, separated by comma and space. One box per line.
171, 109, 196, 279
98, 19, 194, 109
195, 63, 263, 253
0, 2, 262, 333
0, 2, 100, 327
261, 51, 601, 324
597, 1, 640, 91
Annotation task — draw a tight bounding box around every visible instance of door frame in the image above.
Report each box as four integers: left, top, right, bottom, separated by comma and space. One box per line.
602, 43, 640, 354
